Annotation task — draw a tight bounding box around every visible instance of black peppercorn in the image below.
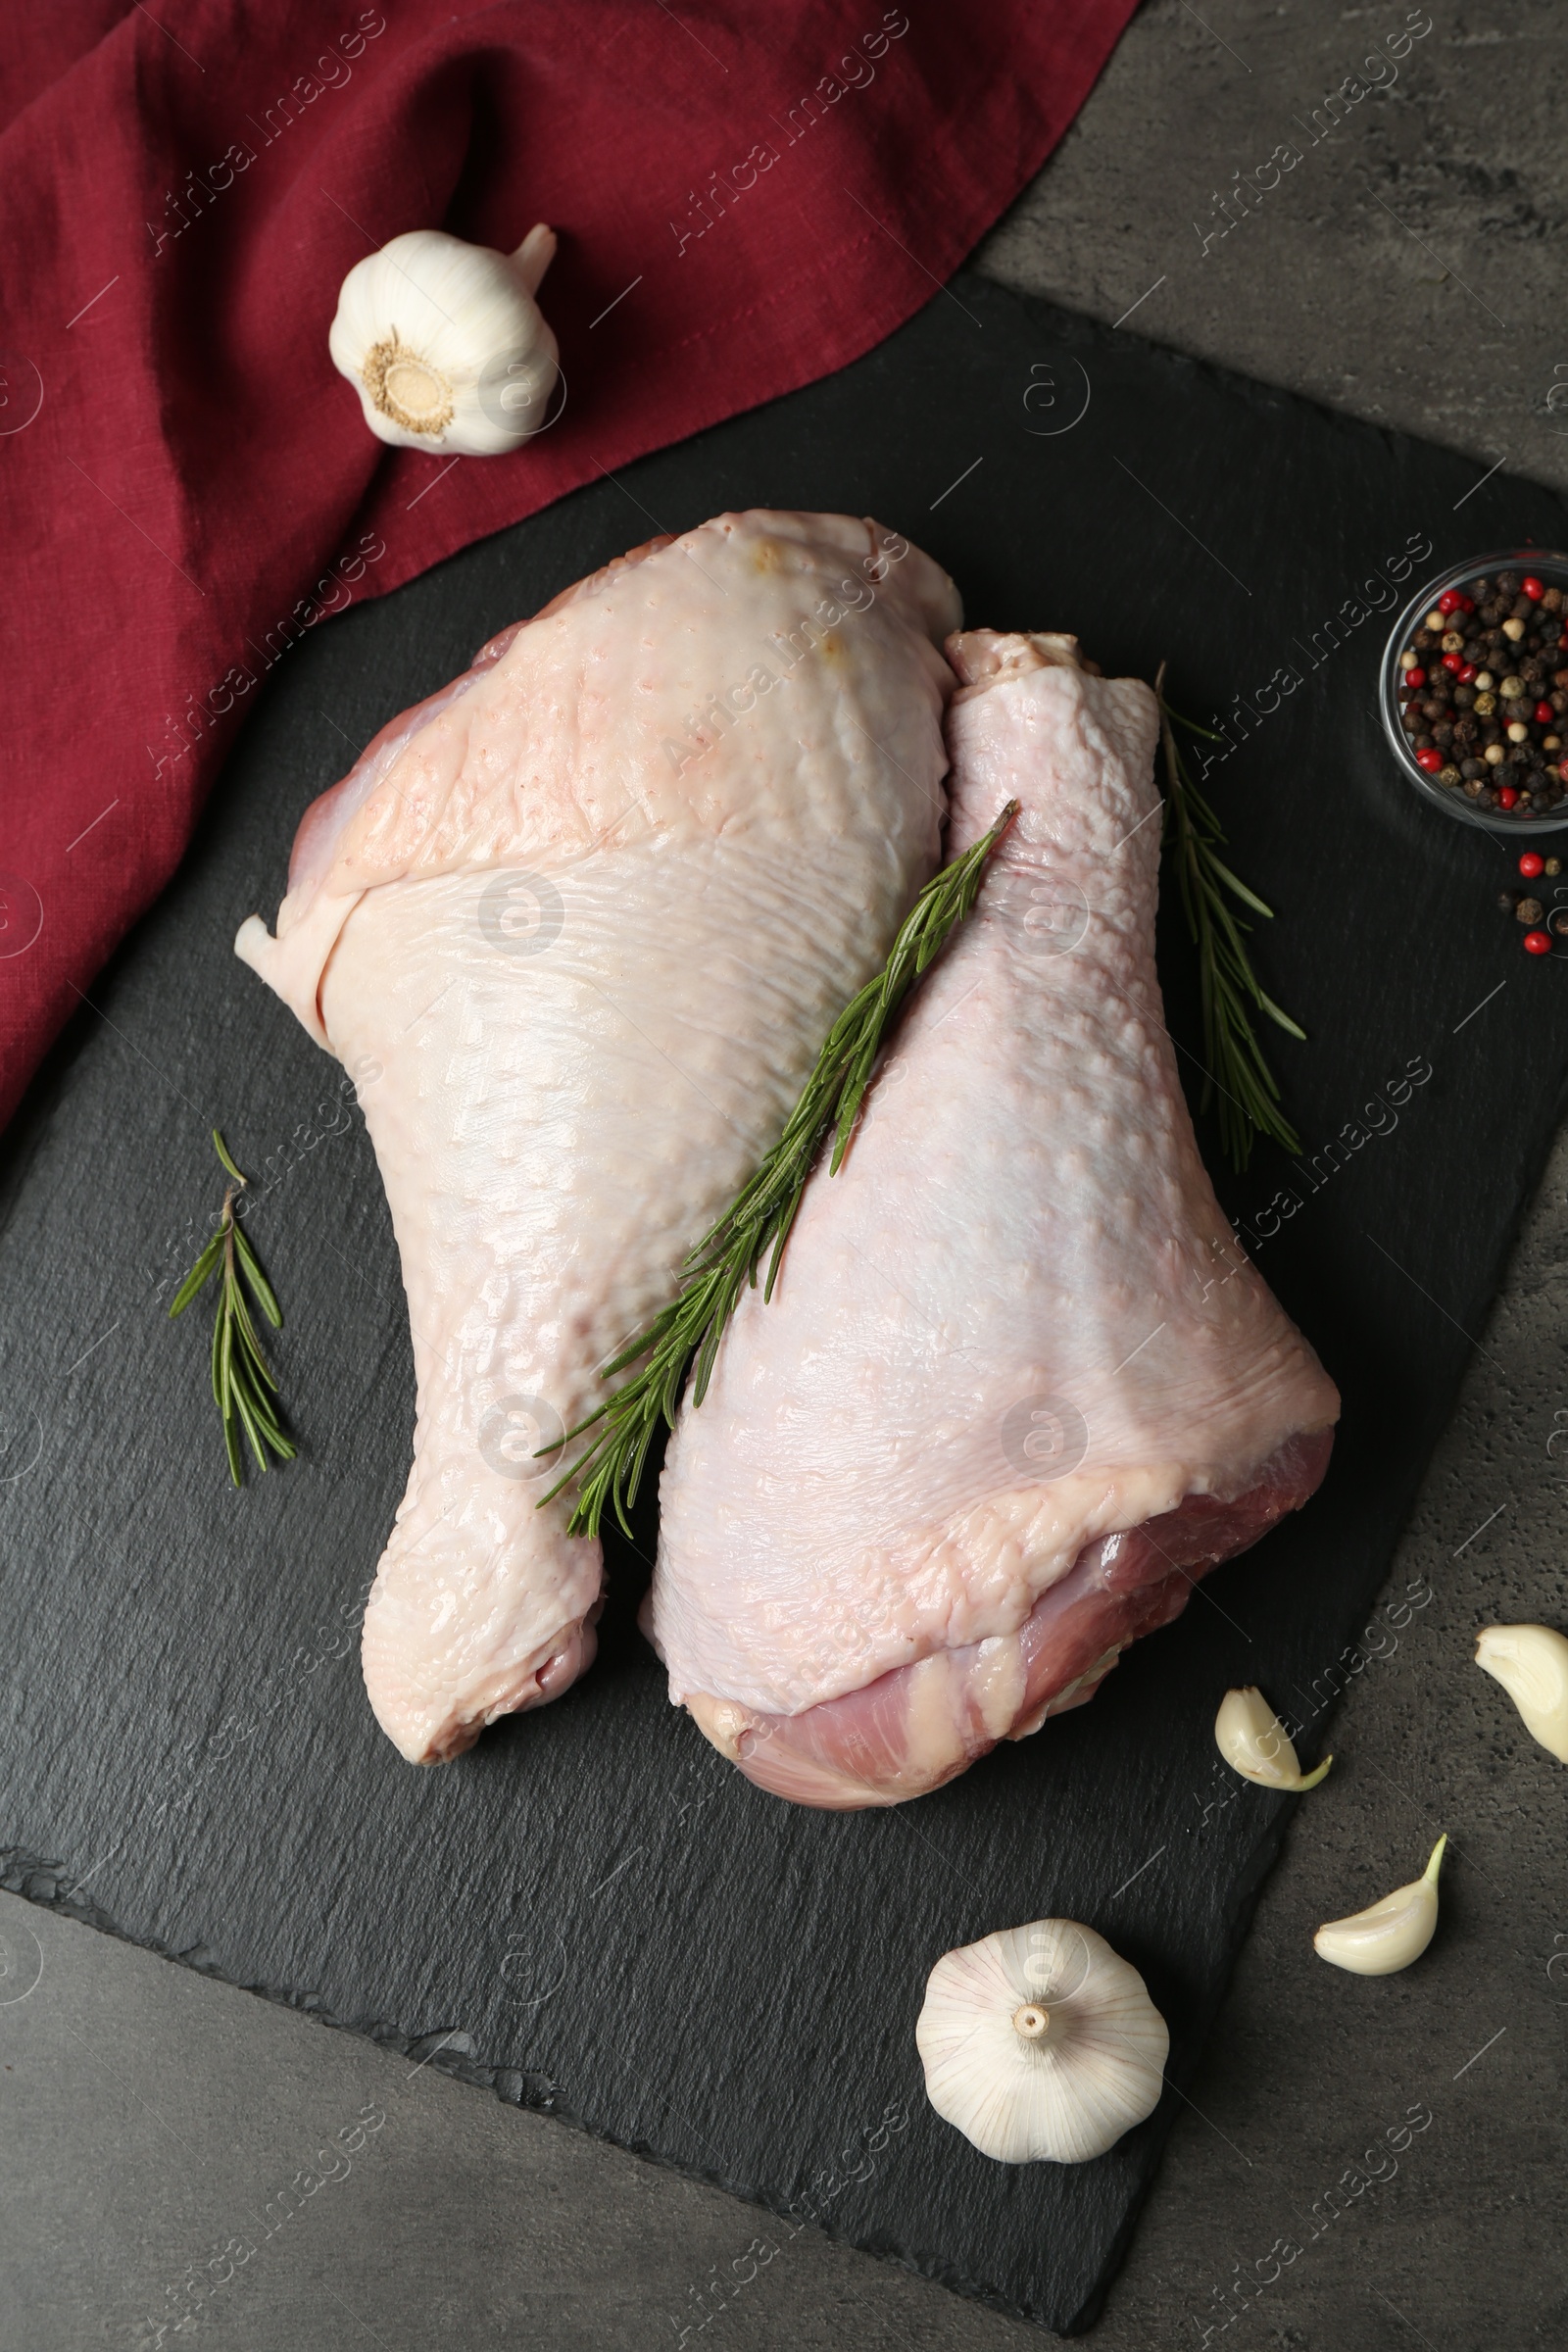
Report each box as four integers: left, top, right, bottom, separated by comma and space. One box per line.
1518, 898, 1544, 924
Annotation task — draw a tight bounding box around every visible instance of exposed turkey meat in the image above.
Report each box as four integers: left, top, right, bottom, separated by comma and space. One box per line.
648, 628, 1340, 1808
235, 511, 960, 1762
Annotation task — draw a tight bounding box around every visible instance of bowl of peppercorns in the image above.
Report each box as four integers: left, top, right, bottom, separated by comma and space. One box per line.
1382, 551, 1568, 830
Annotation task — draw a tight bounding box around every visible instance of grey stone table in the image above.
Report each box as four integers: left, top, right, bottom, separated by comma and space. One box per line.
6, 5, 1566, 2345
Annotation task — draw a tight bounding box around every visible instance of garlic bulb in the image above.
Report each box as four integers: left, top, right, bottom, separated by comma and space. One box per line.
1475, 1624, 1568, 1762
915, 1919, 1167, 2164
1313, 1836, 1446, 1976
329, 224, 559, 457
1214, 1686, 1331, 1791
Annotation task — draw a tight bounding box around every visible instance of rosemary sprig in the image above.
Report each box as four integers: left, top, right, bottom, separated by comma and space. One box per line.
169, 1129, 296, 1487
540, 799, 1020, 1538
1155, 662, 1304, 1172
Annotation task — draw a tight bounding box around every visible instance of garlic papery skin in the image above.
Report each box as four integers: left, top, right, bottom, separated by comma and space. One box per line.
1214, 1686, 1331, 1791
915, 1919, 1168, 2164
1475, 1624, 1568, 1763
329, 224, 559, 457
1313, 1836, 1446, 1977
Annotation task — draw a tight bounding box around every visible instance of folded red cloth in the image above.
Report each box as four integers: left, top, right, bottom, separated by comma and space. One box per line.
0, 0, 1135, 1132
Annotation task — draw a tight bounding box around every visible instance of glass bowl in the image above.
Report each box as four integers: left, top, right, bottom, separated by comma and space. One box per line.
1380, 548, 1568, 833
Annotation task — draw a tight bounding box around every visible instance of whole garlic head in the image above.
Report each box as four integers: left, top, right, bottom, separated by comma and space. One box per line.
915, 1919, 1168, 2164
1475, 1624, 1568, 1762
329, 224, 559, 457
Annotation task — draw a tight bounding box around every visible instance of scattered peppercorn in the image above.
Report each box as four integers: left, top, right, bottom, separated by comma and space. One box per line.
1520, 852, 1545, 878
1524, 929, 1552, 955
1517, 897, 1544, 925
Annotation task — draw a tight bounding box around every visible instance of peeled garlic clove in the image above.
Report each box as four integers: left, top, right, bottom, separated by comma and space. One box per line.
1475, 1624, 1568, 1763
1214, 1686, 1331, 1791
329, 226, 560, 458
915, 1919, 1168, 2164
1313, 1836, 1446, 1976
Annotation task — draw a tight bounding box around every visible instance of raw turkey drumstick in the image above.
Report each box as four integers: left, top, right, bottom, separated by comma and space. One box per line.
648, 628, 1341, 1808
235, 512, 959, 1762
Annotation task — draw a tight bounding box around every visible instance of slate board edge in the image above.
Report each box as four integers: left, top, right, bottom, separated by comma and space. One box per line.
0, 1804, 1290, 2339
8, 279, 1568, 2337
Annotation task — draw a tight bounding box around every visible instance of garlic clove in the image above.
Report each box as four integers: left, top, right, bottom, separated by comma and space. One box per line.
1214, 1686, 1331, 1791
329, 226, 560, 459
1475, 1624, 1568, 1763
1312, 1835, 1446, 1976
915, 1919, 1168, 2164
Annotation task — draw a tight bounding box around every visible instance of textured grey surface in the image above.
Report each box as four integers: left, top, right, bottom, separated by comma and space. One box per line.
979, 0, 1568, 498
6, 3, 1568, 2346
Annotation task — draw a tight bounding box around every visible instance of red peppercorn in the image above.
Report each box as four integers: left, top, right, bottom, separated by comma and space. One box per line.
1524, 929, 1552, 955
1522, 575, 1545, 601
1459, 594, 1476, 612
1497, 785, 1520, 807
1415, 748, 1444, 772
1458, 662, 1478, 683
1438, 588, 1464, 613
1520, 852, 1545, 878
1537, 701, 1556, 723
1442, 653, 1463, 673
1404, 666, 1427, 689
1559, 757, 1568, 782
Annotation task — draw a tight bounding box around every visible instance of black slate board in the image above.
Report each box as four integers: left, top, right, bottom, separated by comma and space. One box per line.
4, 272, 1567, 2334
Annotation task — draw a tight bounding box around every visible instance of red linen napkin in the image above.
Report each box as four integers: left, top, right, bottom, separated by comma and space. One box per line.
0, 0, 1136, 1133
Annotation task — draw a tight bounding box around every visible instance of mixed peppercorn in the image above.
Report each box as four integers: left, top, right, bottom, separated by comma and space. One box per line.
1397, 568, 1568, 817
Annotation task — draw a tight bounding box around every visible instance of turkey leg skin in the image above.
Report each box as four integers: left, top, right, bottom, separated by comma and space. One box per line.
649, 628, 1340, 1809
234, 512, 959, 1763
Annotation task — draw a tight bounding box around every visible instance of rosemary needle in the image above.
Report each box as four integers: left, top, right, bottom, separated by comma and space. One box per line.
1155, 662, 1304, 1172
169, 1129, 295, 1487
540, 799, 1020, 1539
